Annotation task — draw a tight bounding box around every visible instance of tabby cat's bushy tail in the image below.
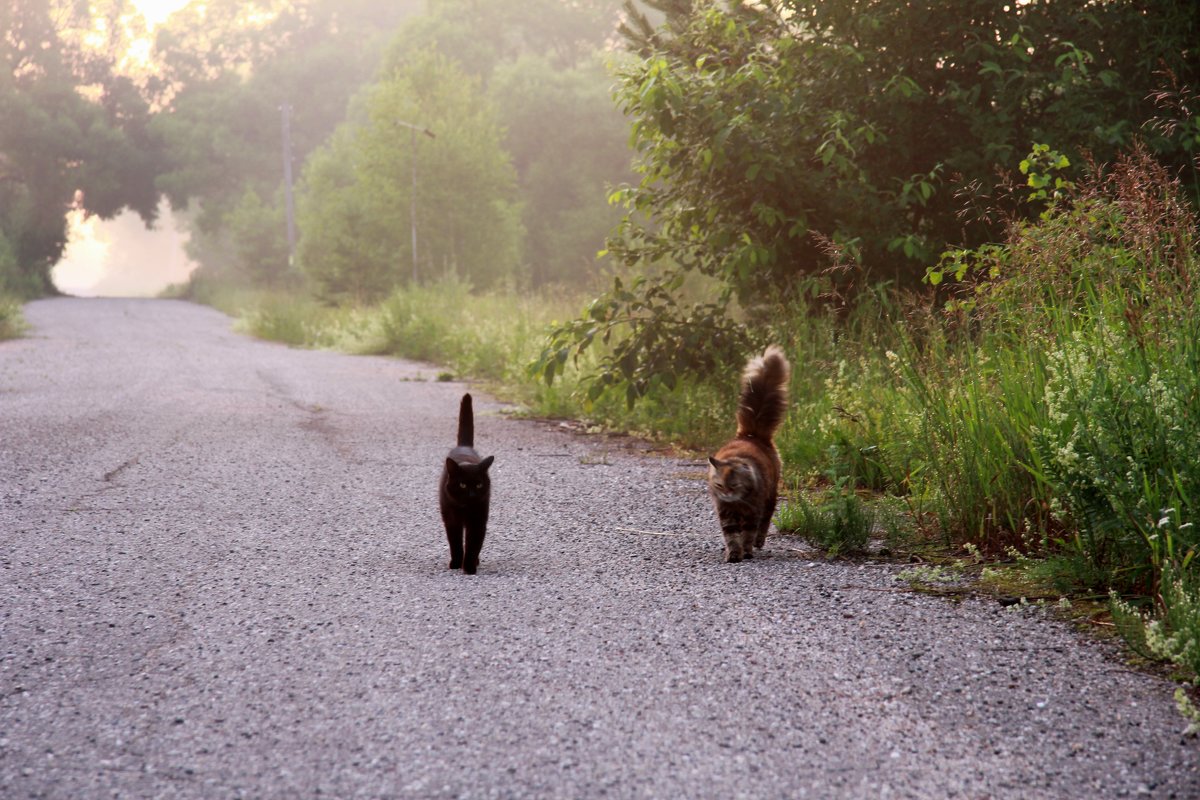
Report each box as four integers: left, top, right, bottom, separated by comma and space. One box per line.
457, 393, 474, 447
735, 345, 791, 441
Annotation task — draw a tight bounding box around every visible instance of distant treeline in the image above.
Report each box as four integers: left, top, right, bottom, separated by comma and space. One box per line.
0, 0, 633, 300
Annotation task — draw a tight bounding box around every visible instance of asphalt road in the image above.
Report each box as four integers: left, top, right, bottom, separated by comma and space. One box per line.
1, 297, 1196, 799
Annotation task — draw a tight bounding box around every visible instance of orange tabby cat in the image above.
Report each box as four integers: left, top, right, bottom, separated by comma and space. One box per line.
707, 345, 791, 563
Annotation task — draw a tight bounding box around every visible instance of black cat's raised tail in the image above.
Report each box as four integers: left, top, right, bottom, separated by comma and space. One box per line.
458, 393, 474, 447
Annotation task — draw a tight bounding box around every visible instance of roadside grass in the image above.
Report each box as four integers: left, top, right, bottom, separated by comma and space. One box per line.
0, 294, 25, 340
773, 485, 876, 558
187, 273, 737, 448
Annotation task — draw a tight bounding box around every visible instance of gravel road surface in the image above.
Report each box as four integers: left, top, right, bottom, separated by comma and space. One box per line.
1, 297, 1196, 799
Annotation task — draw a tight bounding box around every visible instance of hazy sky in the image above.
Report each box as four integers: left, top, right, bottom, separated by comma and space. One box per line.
53, 202, 198, 298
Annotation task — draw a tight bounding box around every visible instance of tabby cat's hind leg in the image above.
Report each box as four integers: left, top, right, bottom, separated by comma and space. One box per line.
720, 506, 756, 563
756, 493, 778, 550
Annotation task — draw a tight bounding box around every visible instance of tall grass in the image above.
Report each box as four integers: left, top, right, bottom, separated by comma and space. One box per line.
204, 273, 741, 446
774, 151, 1199, 588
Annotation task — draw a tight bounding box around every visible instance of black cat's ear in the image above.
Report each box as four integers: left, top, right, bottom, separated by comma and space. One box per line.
708, 456, 722, 469
445, 457, 459, 475
479, 455, 495, 470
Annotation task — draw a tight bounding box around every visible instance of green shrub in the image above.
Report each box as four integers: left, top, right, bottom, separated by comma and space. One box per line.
239, 295, 333, 346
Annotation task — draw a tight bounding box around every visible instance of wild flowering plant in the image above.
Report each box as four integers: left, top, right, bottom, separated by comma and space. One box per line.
1034, 323, 1200, 592
1111, 565, 1200, 734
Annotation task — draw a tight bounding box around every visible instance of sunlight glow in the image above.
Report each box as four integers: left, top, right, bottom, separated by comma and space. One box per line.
133, 0, 192, 29
55, 211, 110, 294
120, 0, 191, 70
54, 202, 198, 298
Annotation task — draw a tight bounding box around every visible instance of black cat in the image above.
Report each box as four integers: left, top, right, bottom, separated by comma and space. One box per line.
439, 393, 494, 574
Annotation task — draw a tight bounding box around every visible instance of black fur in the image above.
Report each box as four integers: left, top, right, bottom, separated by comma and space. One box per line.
439, 394, 494, 574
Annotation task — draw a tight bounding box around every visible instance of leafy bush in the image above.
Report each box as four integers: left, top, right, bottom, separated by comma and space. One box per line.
532, 272, 753, 409
1006, 151, 1200, 593
0, 232, 43, 301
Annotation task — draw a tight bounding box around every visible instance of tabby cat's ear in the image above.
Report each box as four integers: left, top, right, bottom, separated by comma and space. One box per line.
479, 455, 495, 470
708, 456, 723, 469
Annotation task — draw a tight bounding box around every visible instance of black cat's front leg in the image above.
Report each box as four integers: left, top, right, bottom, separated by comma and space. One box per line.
463, 520, 487, 575
445, 520, 464, 570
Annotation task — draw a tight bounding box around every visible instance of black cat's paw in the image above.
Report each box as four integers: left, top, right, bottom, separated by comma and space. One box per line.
449, 558, 462, 570
462, 563, 478, 575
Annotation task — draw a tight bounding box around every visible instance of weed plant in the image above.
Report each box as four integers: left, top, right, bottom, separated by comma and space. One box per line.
1111, 565, 1200, 734
779, 150, 1200, 593
775, 466, 877, 557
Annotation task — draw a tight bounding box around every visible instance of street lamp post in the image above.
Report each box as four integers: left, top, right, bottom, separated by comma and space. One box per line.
394, 120, 436, 285
280, 104, 297, 267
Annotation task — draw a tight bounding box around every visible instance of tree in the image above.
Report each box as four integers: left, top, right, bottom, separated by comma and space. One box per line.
151, 0, 423, 286
536, 0, 1200, 399
609, 0, 1200, 293
226, 187, 291, 288
292, 129, 391, 303
382, 0, 623, 80
297, 51, 522, 302
381, 0, 632, 288
490, 54, 632, 286
0, 0, 162, 296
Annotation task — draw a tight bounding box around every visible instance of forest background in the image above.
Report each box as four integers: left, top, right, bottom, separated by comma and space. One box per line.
2, 0, 1200, 726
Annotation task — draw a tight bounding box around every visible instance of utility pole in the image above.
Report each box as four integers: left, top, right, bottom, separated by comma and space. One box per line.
280, 103, 297, 266
394, 120, 436, 285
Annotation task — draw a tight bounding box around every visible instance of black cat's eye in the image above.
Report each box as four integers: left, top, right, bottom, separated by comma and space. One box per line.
476, 483, 483, 489
459, 482, 467, 489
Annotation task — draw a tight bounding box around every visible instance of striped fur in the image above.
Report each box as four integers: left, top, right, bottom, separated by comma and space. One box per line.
707, 346, 791, 563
